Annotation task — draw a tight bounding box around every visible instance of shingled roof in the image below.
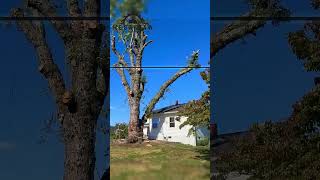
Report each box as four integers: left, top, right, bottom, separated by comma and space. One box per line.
152, 103, 186, 114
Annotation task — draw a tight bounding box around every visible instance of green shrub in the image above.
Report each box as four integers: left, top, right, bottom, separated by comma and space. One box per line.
110, 123, 128, 140
197, 137, 209, 146
216, 87, 320, 179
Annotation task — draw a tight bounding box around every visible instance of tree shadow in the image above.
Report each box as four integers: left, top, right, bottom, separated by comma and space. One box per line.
195, 146, 210, 161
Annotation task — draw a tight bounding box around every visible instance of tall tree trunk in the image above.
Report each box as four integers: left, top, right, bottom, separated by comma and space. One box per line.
62, 37, 103, 180
11, 1, 107, 180
63, 112, 97, 180
128, 101, 141, 143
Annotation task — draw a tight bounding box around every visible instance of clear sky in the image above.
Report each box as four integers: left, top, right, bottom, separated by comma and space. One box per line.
212, 0, 319, 134
110, 0, 210, 126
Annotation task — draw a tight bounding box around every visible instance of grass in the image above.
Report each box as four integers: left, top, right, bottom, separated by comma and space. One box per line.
110, 141, 210, 180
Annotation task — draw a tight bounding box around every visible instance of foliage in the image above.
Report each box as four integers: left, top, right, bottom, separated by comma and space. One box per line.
287, 1, 320, 72
288, 27, 320, 71
247, 0, 290, 26
112, 14, 151, 51
197, 137, 209, 146
247, 0, 290, 15
110, 123, 129, 140
178, 67, 210, 134
111, 0, 147, 18
187, 50, 201, 68
216, 87, 320, 179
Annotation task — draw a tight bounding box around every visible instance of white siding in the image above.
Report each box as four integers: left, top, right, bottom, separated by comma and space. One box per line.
144, 111, 196, 146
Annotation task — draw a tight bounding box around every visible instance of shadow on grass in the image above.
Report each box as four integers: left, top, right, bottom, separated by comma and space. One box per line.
195, 146, 210, 161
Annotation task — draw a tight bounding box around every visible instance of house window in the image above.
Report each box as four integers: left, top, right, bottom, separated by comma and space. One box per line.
152, 118, 159, 128
169, 117, 175, 127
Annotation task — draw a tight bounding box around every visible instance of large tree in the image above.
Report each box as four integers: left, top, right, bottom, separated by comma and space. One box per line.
111, 15, 200, 143
10, 1, 108, 180
111, 4, 200, 143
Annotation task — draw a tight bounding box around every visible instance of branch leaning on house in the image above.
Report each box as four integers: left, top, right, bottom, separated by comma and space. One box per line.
141, 51, 201, 121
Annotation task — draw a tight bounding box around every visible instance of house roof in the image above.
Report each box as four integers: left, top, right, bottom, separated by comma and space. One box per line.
152, 103, 186, 114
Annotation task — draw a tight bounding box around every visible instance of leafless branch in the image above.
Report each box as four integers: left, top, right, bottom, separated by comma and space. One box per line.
27, 0, 73, 43
142, 67, 196, 120
11, 8, 66, 112
211, 14, 266, 58
114, 63, 132, 101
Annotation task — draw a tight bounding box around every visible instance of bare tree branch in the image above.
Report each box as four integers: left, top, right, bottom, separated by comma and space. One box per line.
27, 0, 73, 43
211, 0, 290, 58
114, 64, 132, 101
11, 8, 66, 111
142, 67, 195, 119
128, 48, 135, 67
211, 12, 266, 58
142, 50, 200, 120
142, 40, 153, 50
111, 35, 133, 73
84, 0, 100, 17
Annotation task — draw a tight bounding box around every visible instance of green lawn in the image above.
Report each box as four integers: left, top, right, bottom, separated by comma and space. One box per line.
110, 141, 210, 180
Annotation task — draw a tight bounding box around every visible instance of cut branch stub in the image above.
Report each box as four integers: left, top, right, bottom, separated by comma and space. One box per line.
63, 91, 72, 105
129, 90, 134, 97
62, 91, 77, 113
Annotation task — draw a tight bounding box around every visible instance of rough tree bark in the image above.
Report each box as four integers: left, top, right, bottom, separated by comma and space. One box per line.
11, 0, 108, 180
112, 15, 200, 143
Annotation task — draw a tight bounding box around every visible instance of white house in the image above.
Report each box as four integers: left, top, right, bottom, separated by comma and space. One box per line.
143, 101, 209, 146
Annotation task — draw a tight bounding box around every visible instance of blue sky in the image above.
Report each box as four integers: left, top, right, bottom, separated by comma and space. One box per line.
212, 0, 319, 134
110, 0, 210, 126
